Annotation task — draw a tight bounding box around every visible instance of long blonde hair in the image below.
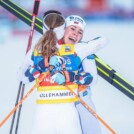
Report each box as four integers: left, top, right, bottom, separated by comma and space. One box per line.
35, 13, 65, 57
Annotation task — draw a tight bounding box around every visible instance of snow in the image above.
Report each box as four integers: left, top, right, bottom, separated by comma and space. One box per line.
0, 20, 134, 134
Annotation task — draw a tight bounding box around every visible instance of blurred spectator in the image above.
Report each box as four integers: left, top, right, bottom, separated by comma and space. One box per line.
85, 0, 109, 12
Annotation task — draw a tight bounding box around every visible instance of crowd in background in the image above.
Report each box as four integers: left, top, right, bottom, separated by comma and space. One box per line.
0, 0, 134, 43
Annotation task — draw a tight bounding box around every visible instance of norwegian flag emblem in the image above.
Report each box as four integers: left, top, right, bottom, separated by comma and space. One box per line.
74, 21, 79, 24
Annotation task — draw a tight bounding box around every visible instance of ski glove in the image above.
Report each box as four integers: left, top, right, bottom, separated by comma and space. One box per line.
69, 71, 93, 85
17, 67, 38, 84
25, 66, 40, 82
50, 72, 66, 85
49, 56, 65, 71
35, 58, 49, 72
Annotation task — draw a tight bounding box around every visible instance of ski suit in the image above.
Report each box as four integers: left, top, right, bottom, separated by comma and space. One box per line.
76, 56, 102, 134
57, 37, 107, 134
27, 44, 85, 134
19, 37, 107, 134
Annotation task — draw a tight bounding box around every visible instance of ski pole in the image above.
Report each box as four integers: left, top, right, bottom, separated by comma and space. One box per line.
25, 0, 41, 54
0, 73, 46, 127
14, 84, 25, 134
9, 81, 22, 134
0, 84, 37, 128
1, 79, 116, 134
63, 65, 116, 133
15, 0, 41, 133
65, 85, 116, 134
9, 1, 40, 134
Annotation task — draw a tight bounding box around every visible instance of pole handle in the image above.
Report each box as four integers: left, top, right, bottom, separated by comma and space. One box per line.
32, 0, 40, 16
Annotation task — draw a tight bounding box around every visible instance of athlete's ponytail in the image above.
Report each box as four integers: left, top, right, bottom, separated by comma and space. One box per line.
35, 11, 65, 57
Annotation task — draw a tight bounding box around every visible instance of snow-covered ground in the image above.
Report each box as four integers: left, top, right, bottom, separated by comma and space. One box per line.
0, 20, 134, 134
